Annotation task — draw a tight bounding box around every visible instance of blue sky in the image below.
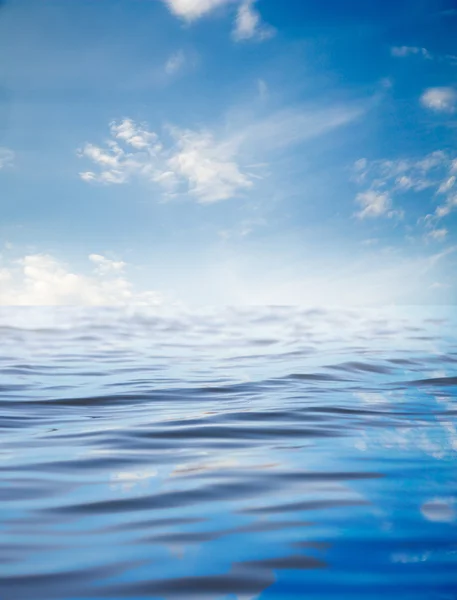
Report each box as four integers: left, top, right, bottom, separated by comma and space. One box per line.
0, 0, 456, 305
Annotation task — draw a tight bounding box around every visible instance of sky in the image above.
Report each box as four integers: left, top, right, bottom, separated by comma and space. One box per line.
0, 0, 456, 306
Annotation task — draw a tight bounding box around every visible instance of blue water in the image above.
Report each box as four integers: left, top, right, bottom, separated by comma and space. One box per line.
0, 306, 456, 600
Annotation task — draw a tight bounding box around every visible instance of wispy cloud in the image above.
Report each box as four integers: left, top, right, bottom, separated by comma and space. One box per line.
0, 253, 162, 306
234, 103, 364, 153
0, 147, 14, 169
391, 46, 432, 59
391, 45, 457, 65
257, 78, 268, 100
420, 87, 457, 112
165, 50, 187, 75
79, 103, 363, 203
353, 150, 457, 224
425, 227, 448, 242
89, 254, 127, 274
355, 190, 393, 219
425, 245, 457, 270
218, 217, 266, 240
435, 194, 457, 218
232, 0, 275, 42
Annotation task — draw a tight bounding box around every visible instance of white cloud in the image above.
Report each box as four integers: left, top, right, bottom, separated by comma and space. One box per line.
78, 119, 163, 186
0, 254, 162, 306
437, 175, 455, 194
79, 119, 253, 203
420, 87, 457, 112
162, 0, 232, 21
111, 118, 162, 151
162, 0, 275, 44
355, 190, 392, 219
354, 150, 457, 224
165, 50, 187, 75
167, 128, 253, 202
0, 147, 15, 169
425, 228, 448, 242
415, 151, 448, 172
80, 105, 362, 203
1, 248, 454, 307
79, 169, 127, 185
436, 194, 457, 218
232, 0, 275, 42
395, 175, 414, 190
391, 46, 431, 59
89, 254, 127, 274
391, 46, 457, 65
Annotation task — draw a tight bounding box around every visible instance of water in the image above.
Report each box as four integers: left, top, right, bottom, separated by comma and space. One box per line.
0, 306, 456, 600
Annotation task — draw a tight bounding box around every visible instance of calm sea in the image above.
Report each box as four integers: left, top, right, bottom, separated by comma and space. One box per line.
1, 306, 456, 600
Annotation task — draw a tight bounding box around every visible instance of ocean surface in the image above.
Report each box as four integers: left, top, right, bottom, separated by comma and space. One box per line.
1, 306, 456, 600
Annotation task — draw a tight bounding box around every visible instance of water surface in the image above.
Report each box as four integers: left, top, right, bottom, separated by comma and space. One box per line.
1, 306, 456, 599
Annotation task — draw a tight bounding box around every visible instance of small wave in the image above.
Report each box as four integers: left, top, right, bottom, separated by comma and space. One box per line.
0, 306, 456, 599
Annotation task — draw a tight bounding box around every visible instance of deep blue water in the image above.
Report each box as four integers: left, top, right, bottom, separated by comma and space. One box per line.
0, 306, 456, 600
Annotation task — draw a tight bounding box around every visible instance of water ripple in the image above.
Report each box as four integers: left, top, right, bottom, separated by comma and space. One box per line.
0, 306, 456, 599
